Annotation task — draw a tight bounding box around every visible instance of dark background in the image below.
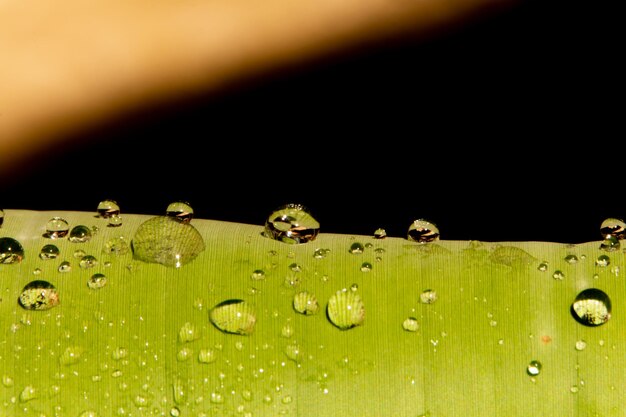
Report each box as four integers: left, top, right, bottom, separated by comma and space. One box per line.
2, 0, 622, 243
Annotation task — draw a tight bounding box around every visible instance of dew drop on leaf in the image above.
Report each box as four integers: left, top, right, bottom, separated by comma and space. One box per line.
44, 217, 69, 239
599, 235, 620, 252
407, 219, 440, 243
595, 255, 610, 267
402, 317, 419, 332
97, 199, 120, 218
68, 225, 93, 243
58, 261, 72, 273
79, 255, 99, 269
571, 288, 611, 326
373, 228, 387, 239
87, 273, 107, 290
526, 360, 542, 376
209, 299, 256, 335
0, 237, 24, 264
39, 244, 60, 260
419, 289, 437, 304
264, 203, 320, 244
600, 217, 626, 240
166, 201, 194, 223
349, 242, 364, 254
293, 291, 319, 315
18, 280, 59, 310
327, 290, 365, 330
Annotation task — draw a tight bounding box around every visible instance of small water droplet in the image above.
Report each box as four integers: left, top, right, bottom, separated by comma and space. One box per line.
198, 349, 217, 364
348, 242, 364, 254
407, 219, 440, 243
537, 262, 548, 271
373, 228, 387, 239
39, 244, 60, 260
0, 237, 24, 264
19, 385, 38, 402
32, 267, 41, 275
209, 300, 256, 335
179, 322, 199, 343
170, 407, 180, 417
327, 290, 365, 330
350, 283, 359, 292
564, 254, 578, 264
526, 360, 542, 376
108, 214, 123, 228
264, 203, 320, 244
313, 248, 330, 259
600, 235, 620, 252
173, 378, 186, 404
73, 249, 86, 259
600, 217, 626, 239
289, 263, 302, 272
133, 395, 150, 407
68, 225, 93, 243
575, 340, 587, 351
79, 255, 99, 269
132, 216, 205, 267
360, 262, 372, 272
210, 392, 225, 404
59, 346, 83, 366
177, 348, 192, 361
44, 217, 70, 239
293, 291, 319, 315
166, 201, 194, 223
419, 289, 437, 304
594, 254, 610, 267
552, 270, 565, 280
571, 288, 611, 326
111, 347, 128, 360
87, 273, 107, 290
251, 269, 266, 281
97, 199, 120, 218
58, 260, 72, 273
18, 280, 60, 310
402, 317, 419, 332
281, 324, 294, 338
103, 236, 130, 256
2, 375, 14, 387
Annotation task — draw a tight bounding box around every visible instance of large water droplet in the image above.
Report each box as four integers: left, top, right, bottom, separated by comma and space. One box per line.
407, 219, 440, 243
293, 291, 319, 315
327, 290, 365, 330
44, 217, 70, 239
166, 201, 194, 223
264, 204, 319, 244
39, 244, 60, 260
131, 216, 205, 267
209, 300, 256, 335
87, 273, 107, 290
68, 225, 93, 243
0, 237, 24, 264
571, 288, 611, 326
527, 360, 542, 376
600, 235, 620, 252
97, 199, 120, 218
349, 242, 364, 254
18, 280, 59, 310
600, 217, 626, 240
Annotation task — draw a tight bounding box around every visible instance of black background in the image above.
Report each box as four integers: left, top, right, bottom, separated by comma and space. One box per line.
2, 0, 622, 244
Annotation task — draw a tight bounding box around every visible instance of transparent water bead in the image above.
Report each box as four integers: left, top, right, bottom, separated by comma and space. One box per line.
419, 289, 437, 304
87, 273, 107, 290
327, 289, 365, 330
600, 217, 626, 240
0, 237, 25, 264
18, 280, 60, 310
209, 300, 256, 335
595, 255, 610, 267
293, 291, 319, 315
373, 228, 387, 239
599, 235, 620, 252
44, 217, 70, 239
39, 244, 60, 260
571, 288, 611, 326
103, 236, 131, 256
107, 215, 123, 228
68, 225, 93, 243
527, 360, 542, 376
407, 219, 440, 243
58, 261, 72, 273
79, 255, 98, 269
264, 203, 320, 244
166, 201, 194, 223
97, 199, 120, 218
132, 216, 205, 267
349, 242, 364, 254
402, 317, 419, 332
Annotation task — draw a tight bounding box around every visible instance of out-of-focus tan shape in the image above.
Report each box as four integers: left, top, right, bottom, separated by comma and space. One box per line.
0, 0, 516, 175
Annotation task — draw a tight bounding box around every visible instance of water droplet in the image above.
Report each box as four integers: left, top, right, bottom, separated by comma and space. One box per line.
600, 235, 620, 252
570, 385, 579, 393
97, 199, 120, 218
526, 360, 542, 376
407, 219, 440, 243
209, 299, 256, 335
79, 255, 99, 269
251, 269, 266, 281
179, 322, 199, 343
18, 280, 59, 310
327, 290, 365, 330
419, 289, 437, 304
39, 244, 60, 260
2, 375, 14, 387
564, 254, 578, 264
108, 214, 123, 228
198, 349, 217, 364
575, 340, 587, 351
293, 291, 319, 315
44, 217, 70, 239
537, 262, 548, 272
289, 263, 302, 273
111, 347, 128, 360
173, 378, 186, 404
281, 324, 294, 338
133, 395, 150, 407
402, 317, 419, 332
87, 273, 107, 290
177, 348, 192, 361
600, 217, 626, 239
210, 392, 225, 404
348, 242, 365, 254
264, 203, 320, 244
73, 249, 86, 259
360, 262, 372, 272
132, 216, 205, 267
313, 248, 330, 259
373, 228, 387, 239
68, 225, 93, 243
19, 385, 38, 402
552, 270, 565, 280
490, 246, 535, 266
0, 237, 24, 264
59, 346, 83, 365
58, 261, 72, 273
571, 288, 611, 326
170, 407, 180, 417
103, 236, 130, 256
166, 201, 194, 223
595, 255, 610, 267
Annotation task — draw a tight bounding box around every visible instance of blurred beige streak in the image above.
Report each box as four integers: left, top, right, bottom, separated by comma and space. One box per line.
0, 0, 515, 174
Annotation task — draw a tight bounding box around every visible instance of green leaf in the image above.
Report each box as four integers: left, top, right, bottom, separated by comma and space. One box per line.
0, 209, 619, 416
